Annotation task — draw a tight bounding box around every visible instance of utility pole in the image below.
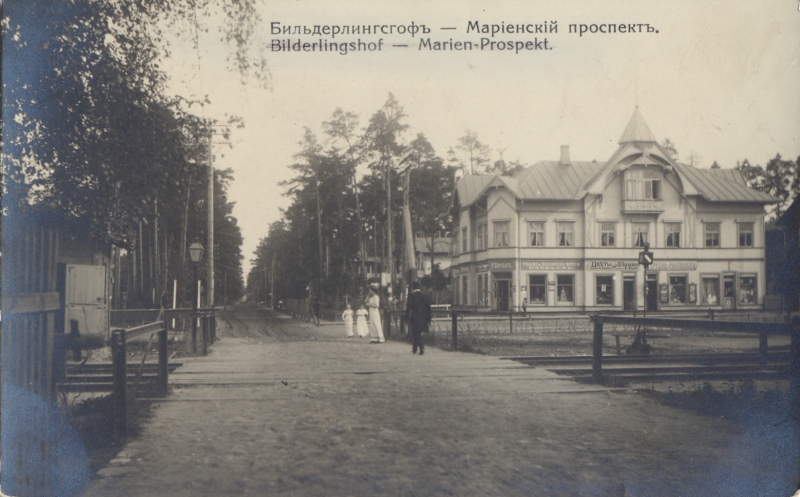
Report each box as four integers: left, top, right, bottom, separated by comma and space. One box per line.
271, 253, 276, 309
207, 128, 215, 309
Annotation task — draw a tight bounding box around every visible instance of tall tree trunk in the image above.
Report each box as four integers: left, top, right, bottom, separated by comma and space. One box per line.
385, 160, 393, 293
316, 177, 324, 281
351, 173, 367, 279
181, 182, 191, 266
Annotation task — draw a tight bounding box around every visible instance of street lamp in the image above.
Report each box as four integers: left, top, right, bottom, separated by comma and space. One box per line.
189, 242, 203, 353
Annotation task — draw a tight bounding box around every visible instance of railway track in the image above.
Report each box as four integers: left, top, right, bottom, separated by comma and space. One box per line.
500, 352, 794, 382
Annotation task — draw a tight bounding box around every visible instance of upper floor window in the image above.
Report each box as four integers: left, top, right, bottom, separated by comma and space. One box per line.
633, 223, 650, 248
461, 227, 468, 253
626, 178, 662, 200
474, 224, 483, 251
528, 221, 545, 247
482, 223, 488, 250
665, 223, 681, 248
453, 230, 459, 255
494, 221, 510, 247
738, 222, 754, 247
557, 222, 574, 247
704, 222, 720, 247
600, 222, 616, 247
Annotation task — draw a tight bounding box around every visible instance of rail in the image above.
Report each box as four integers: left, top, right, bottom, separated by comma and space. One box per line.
588, 314, 800, 387
59, 308, 217, 438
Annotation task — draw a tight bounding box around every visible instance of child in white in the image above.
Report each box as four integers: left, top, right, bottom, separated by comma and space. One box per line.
342, 304, 354, 337
355, 305, 369, 337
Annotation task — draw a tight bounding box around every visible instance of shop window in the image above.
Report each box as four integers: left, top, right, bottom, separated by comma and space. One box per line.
595, 275, 614, 305
556, 274, 574, 303
528, 274, 546, 305
528, 221, 544, 247
477, 273, 489, 306
477, 273, 484, 306
665, 223, 681, 248
739, 275, 757, 305
461, 227, 468, 253
600, 222, 616, 247
669, 275, 686, 304
633, 223, 649, 248
494, 221, 510, 247
702, 277, 720, 305
557, 222, 574, 247
738, 222, 753, 247
704, 222, 720, 247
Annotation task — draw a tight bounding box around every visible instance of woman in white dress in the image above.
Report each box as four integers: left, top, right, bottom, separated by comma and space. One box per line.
355, 305, 369, 337
365, 285, 385, 343
342, 304, 354, 337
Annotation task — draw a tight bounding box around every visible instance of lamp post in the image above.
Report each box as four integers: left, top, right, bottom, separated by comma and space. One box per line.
189, 242, 204, 354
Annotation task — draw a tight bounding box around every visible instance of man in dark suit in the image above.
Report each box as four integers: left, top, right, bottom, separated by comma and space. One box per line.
405, 280, 432, 355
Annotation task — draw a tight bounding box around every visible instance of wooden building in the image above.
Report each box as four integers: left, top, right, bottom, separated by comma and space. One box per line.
450, 108, 777, 313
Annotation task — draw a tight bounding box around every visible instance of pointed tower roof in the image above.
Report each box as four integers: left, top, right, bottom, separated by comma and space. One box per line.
618, 107, 657, 144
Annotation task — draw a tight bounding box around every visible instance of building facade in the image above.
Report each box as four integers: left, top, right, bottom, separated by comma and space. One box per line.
450, 109, 776, 313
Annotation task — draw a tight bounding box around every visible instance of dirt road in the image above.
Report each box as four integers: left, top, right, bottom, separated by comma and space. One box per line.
81, 308, 798, 496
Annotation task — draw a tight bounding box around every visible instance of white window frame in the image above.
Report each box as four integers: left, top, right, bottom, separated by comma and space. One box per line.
461, 227, 468, 253
556, 274, 575, 304
665, 222, 681, 248
600, 222, 616, 247
738, 274, 757, 305
528, 274, 547, 305
557, 221, 575, 247
737, 222, 754, 247
633, 222, 650, 248
528, 221, 545, 247
668, 274, 687, 304
493, 221, 510, 248
595, 274, 614, 306
704, 222, 720, 248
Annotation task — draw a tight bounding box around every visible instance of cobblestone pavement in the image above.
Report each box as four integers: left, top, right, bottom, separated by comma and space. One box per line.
80, 308, 799, 497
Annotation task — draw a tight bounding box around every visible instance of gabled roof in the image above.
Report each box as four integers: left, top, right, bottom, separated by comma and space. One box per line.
454, 108, 777, 207
707, 167, 746, 186
515, 161, 605, 199
414, 237, 451, 254
673, 162, 776, 203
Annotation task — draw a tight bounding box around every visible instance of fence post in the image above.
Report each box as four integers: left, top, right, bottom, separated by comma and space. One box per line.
758, 332, 768, 365
191, 312, 198, 354
201, 315, 208, 356
211, 313, 217, 343
509, 311, 513, 334
790, 329, 800, 422
451, 310, 458, 350
111, 329, 127, 438
592, 318, 604, 383
158, 321, 168, 396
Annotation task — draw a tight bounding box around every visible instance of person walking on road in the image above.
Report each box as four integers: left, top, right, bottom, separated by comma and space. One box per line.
311, 296, 321, 326
342, 304, 354, 338
405, 280, 432, 355
366, 284, 385, 343
355, 304, 369, 337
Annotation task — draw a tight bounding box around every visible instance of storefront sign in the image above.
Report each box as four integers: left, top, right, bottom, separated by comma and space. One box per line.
588, 260, 698, 271
588, 260, 638, 271
522, 260, 582, 270
476, 263, 490, 272
454, 265, 471, 275
489, 261, 515, 270
649, 261, 697, 271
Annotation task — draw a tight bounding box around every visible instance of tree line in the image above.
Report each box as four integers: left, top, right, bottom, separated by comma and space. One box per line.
247, 95, 462, 307
2, 1, 265, 308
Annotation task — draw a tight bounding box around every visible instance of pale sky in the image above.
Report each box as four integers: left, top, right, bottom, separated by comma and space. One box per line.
162, 0, 800, 275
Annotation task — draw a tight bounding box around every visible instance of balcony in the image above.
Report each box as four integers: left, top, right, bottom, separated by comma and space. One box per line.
622, 199, 664, 214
